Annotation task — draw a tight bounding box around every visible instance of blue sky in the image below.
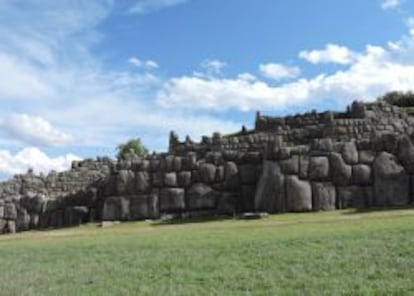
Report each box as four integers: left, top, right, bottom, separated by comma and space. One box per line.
0, 0, 414, 177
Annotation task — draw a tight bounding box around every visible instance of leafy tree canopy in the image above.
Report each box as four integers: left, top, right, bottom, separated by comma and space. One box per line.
117, 138, 149, 159
379, 91, 414, 107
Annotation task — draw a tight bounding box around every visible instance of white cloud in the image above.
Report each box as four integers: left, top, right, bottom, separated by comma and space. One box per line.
299, 44, 358, 65
128, 57, 159, 69
259, 63, 301, 80
157, 34, 414, 112
128, 0, 188, 14
381, 0, 401, 10
0, 147, 80, 176
2, 114, 74, 146
200, 59, 227, 75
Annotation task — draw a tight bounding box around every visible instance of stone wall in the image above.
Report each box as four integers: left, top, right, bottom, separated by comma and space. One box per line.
1, 100, 414, 234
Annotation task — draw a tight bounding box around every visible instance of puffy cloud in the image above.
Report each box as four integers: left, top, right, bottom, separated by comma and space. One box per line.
157, 35, 414, 111
128, 0, 188, 14
0, 147, 80, 176
259, 63, 301, 80
381, 0, 401, 10
299, 44, 358, 65
2, 114, 74, 146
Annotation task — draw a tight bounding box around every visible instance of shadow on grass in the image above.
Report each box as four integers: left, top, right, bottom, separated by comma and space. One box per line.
342, 205, 414, 215
151, 214, 236, 227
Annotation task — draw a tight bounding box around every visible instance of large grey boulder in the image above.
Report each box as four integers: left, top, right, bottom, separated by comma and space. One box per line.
397, 136, 414, 174
217, 192, 238, 214
163, 172, 177, 187
160, 188, 185, 212
102, 196, 130, 221
116, 170, 135, 195
359, 150, 376, 164
224, 162, 240, 190
199, 163, 217, 184
312, 182, 336, 211
336, 186, 369, 208
4, 203, 17, 220
177, 171, 192, 187
241, 185, 256, 212
352, 165, 372, 185
187, 183, 218, 210
135, 172, 151, 193
129, 195, 149, 220
308, 157, 330, 181
254, 161, 286, 213
341, 142, 358, 164
299, 155, 309, 179
373, 152, 409, 206
239, 165, 257, 185
286, 175, 312, 212
64, 206, 88, 226
16, 207, 30, 231
280, 156, 299, 175
330, 152, 352, 186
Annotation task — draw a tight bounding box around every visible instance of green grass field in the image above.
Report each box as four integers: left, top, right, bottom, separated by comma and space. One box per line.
0, 209, 413, 296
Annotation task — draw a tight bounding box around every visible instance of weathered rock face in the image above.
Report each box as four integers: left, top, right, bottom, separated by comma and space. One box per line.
1, 100, 414, 234
286, 176, 312, 212
373, 152, 409, 206
254, 162, 286, 213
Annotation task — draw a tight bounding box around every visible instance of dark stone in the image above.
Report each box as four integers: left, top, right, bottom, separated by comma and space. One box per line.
160, 188, 185, 212
397, 136, 414, 174
254, 161, 286, 213
19, 194, 46, 213
299, 156, 309, 179
187, 183, 218, 210
359, 150, 376, 164
352, 165, 372, 185
241, 185, 256, 212
330, 152, 352, 186
16, 207, 30, 231
148, 189, 160, 219
286, 175, 312, 212
224, 162, 240, 190
177, 171, 192, 187
163, 172, 177, 187
135, 172, 151, 193
239, 165, 257, 185
341, 142, 358, 164
312, 182, 336, 211
217, 192, 238, 215
280, 156, 299, 175
116, 170, 135, 195
373, 152, 409, 206
309, 157, 330, 181
64, 206, 88, 226
337, 186, 367, 209
199, 163, 217, 184
129, 195, 149, 220
102, 196, 130, 221
4, 203, 17, 220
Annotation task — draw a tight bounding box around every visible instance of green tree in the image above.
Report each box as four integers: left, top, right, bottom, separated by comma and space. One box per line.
379, 91, 414, 107
117, 138, 149, 159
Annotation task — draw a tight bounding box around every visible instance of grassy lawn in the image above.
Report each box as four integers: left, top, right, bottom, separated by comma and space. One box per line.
0, 209, 413, 296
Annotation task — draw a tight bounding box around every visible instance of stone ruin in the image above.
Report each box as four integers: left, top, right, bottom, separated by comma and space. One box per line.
1, 100, 414, 234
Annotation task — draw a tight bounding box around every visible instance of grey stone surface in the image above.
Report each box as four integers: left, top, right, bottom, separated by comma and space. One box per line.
254, 161, 286, 213
308, 157, 330, 181
129, 195, 149, 220
187, 183, 218, 210
373, 152, 409, 206
239, 165, 258, 185
163, 172, 177, 187
286, 175, 312, 212
160, 188, 185, 212
330, 152, 352, 186
341, 142, 358, 164
312, 182, 336, 211
135, 172, 151, 193
280, 156, 299, 175
199, 163, 217, 184
102, 197, 130, 221
352, 164, 372, 185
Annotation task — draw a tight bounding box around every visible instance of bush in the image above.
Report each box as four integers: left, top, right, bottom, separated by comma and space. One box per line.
379, 91, 414, 107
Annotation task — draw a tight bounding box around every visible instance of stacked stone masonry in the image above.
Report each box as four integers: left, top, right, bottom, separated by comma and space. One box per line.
1, 101, 414, 234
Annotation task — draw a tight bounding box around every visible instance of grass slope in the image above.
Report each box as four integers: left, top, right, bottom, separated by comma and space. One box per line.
0, 209, 413, 295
